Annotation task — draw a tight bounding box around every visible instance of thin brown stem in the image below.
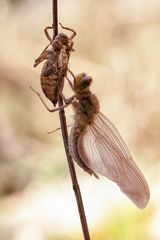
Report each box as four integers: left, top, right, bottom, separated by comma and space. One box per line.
52, 1, 91, 239
52, 0, 58, 37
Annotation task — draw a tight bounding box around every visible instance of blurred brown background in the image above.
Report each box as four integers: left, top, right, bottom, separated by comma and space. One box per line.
0, 0, 160, 239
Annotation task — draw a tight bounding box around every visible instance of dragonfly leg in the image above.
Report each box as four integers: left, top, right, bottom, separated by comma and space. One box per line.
59, 23, 76, 40
68, 41, 74, 51
47, 124, 73, 134
65, 76, 74, 91
44, 26, 55, 43
34, 50, 48, 67
30, 86, 69, 112
68, 69, 76, 80
66, 69, 76, 90
60, 92, 75, 105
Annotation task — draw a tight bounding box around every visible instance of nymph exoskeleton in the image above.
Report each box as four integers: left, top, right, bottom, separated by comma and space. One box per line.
33, 23, 76, 106
32, 72, 150, 209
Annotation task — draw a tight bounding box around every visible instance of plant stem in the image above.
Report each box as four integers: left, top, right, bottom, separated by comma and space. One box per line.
52, 1, 91, 239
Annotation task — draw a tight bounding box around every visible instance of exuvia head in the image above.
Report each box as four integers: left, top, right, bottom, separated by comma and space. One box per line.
55, 33, 69, 46
74, 73, 92, 91
52, 39, 63, 50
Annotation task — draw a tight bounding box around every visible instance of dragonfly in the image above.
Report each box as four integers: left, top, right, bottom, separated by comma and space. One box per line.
32, 72, 150, 209
33, 23, 76, 106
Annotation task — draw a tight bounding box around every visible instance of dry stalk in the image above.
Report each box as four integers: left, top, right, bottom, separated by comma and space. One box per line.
52, 0, 91, 239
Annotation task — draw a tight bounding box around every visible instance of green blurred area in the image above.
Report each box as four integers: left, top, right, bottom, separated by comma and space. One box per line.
0, 0, 160, 239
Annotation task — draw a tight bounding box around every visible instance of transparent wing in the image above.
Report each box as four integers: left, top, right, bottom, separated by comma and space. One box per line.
78, 113, 150, 208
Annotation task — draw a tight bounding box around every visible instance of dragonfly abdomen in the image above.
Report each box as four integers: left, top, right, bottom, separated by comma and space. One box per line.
69, 123, 98, 178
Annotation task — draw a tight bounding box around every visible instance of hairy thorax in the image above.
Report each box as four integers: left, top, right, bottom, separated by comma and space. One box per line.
73, 93, 100, 127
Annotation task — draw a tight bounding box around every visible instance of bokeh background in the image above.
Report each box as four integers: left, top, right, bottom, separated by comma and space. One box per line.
0, 0, 160, 239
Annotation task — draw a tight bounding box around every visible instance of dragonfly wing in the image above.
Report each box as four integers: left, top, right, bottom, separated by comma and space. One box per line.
78, 113, 150, 208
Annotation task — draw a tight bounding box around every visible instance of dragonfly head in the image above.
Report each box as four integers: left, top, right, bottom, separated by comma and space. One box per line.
74, 73, 92, 92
